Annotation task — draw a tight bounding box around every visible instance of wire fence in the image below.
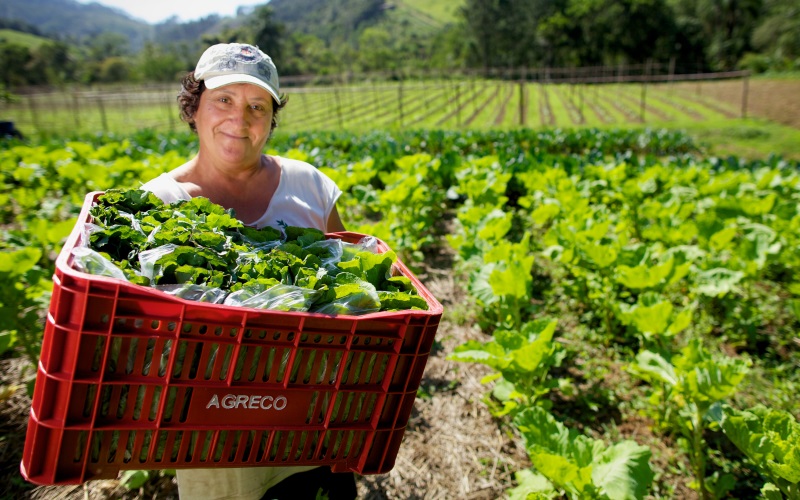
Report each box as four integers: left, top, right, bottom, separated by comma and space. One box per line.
0, 67, 751, 138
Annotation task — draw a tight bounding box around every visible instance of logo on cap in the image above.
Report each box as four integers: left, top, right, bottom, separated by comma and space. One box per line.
233, 45, 261, 63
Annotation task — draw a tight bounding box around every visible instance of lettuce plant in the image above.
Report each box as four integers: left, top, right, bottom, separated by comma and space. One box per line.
448, 318, 564, 416
509, 406, 654, 500
720, 405, 800, 499
629, 339, 750, 499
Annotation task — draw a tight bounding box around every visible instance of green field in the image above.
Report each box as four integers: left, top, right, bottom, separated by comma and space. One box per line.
396, 0, 463, 24
0, 29, 51, 48
2, 128, 798, 499
4, 77, 798, 160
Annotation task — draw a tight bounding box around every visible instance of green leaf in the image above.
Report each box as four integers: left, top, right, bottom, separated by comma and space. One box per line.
621, 297, 673, 336
721, 405, 800, 486
709, 226, 738, 252
477, 209, 513, 241
629, 350, 678, 387
581, 242, 618, 268
693, 268, 745, 297
760, 483, 784, 500
336, 250, 396, 288
531, 203, 561, 226
119, 470, 151, 489
469, 262, 498, 306
377, 291, 427, 311
0, 331, 15, 356
285, 226, 326, 246
489, 254, 535, 300
531, 452, 591, 493
592, 441, 654, 500
507, 469, 557, 500
616, 258, 674, 289
514, 406, 652, 498
0, 247, 41, 276
677, 340, 750, 408
666, 307, 693, 336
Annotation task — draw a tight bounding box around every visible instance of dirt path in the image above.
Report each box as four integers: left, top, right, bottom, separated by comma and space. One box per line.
357, 269, 529, 499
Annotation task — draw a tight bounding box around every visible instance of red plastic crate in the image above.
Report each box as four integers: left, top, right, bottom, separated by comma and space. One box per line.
20, 192, 443, 485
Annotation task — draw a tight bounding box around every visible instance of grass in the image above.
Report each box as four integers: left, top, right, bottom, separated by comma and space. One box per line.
396, 0, 463, 24
0, 29, 51, 48
681, 119, 800, 161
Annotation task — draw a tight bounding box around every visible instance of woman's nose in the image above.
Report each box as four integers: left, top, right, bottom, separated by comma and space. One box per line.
229, 106, 249, 125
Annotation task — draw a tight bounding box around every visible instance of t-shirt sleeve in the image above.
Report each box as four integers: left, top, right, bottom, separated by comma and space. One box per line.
140, 173, 191, 204
319, 170, 342, 222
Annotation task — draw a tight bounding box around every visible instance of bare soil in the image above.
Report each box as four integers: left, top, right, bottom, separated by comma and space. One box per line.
673, 78, 800, 128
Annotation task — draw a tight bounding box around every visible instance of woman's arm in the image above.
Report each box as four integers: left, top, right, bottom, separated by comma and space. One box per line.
327, 204, 346, 232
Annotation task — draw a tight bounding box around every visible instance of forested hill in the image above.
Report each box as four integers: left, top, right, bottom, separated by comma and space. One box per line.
1, 0, 464, 49
269, 0, 386, 42
0, 0, 240, 49
268, 0, 462, 43
0, 0, 151, 47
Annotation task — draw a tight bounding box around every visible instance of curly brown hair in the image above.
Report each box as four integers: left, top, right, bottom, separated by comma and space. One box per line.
177, 71, 288, 134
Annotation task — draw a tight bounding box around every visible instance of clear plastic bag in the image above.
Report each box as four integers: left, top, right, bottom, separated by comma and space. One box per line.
311, 275, 381, 315
81, 222, 104, 247
153, 284, 228, 304
71, 247, 128, 281
356, 235, 379, 253
311, 292, 381, 315
138, 244, 179, 281
223, 283, 320, 312
303, 239, 345, 271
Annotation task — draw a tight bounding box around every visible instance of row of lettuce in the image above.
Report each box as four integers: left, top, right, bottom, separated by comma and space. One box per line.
443, 152, 800, 499
1, 128, 799, 498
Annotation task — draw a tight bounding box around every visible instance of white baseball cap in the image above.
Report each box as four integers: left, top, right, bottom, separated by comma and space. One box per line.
194, 43, 281, 104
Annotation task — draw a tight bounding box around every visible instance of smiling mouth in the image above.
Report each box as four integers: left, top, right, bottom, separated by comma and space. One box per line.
221, 132, 249, 140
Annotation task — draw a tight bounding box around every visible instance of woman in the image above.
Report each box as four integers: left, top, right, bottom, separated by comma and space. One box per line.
141, 43, 355, 500
142, 42, 345, 233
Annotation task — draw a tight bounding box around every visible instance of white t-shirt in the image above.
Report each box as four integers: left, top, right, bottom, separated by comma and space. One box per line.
141, 156, 341, 232
139, 155, 340, 499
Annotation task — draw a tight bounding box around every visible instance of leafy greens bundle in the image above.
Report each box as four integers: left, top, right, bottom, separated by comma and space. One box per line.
74, 189, 428, 315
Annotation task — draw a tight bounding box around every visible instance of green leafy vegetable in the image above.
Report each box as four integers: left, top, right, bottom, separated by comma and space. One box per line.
80, 188, 428, 314
720, 405, 800, 499
512, 406, 654, 500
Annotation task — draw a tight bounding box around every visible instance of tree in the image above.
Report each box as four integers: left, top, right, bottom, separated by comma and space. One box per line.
30, 41, 77, 84
248, 5, 286, 63
357, 26, 396, 72
673, 0, 763, 70
138, 41, 184, 82
99, 57, 130, 82
460, 0, 580, 70
567, 0, 681, 65
428, 23, 470, 71
751, 0, 800, 69
86, 32, 130, 62
281, 32, 330, 75
0, 43, 32, 87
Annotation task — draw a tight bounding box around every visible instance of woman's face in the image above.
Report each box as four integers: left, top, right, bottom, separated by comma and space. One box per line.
194, 83, 275, 168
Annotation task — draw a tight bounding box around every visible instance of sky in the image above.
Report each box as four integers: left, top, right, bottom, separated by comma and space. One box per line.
76, 0, 270, 24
